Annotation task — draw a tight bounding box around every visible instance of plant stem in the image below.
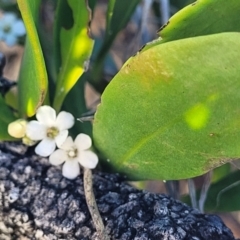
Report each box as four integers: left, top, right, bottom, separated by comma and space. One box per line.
188, 178, 197, 209
199, 171, 212, 213
159, 0, 170, 24
83, 168, 110, 240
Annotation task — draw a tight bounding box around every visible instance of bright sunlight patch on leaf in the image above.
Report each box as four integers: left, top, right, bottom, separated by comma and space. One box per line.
184, 103, 210, 130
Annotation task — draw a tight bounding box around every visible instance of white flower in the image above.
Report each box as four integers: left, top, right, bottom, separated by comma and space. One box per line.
49, 133, 98, 179
26, 105, 74, 157
0, 12, 25, 46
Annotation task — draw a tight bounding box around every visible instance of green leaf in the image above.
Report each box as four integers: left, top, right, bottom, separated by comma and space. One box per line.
103, 0, 140, 48
63, 74, 92, 138
183, 170, 240, 212
170, 0, 195, 10
160, 0, 240, 43
106, 0, 116, 36
89, 0, 140, 85
53, 0, 94, 112
17, 0, 48, 117
141, 0, 240, 52
211, 163, 231, 183
93, 32, 240, 180
88, 0, 97, 11
204, 170, 240, 212
0, 95, 17, 140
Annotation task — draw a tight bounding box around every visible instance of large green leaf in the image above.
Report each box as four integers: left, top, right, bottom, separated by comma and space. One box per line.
0, 95, 17, 140
93, 32, 240, 180
141, 0, 240, 52
53, 0, 94, 112
17, 0, 48, 117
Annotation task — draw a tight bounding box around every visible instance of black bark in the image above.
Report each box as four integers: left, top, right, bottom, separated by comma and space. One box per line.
0, 142, 237, 240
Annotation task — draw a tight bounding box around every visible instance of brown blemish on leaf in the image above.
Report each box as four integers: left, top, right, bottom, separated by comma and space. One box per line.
126, 163, 139, 170
138, 44, 147, 53
209, 133, 220, 138
86, 0, 93, 39
204, 157, 233, 172
35, 90, 46, 113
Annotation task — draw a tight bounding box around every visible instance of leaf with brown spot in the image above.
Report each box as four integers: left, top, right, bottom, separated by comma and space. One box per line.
93, 32, 240, 180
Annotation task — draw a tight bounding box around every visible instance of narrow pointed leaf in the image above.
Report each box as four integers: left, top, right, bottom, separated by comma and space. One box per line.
182, 170, 240, 212
17, 0, 48, 117
63, 75, 92, 138
53, 0, 94, 112
89, 0, 140, 85
93, 32, 240, 180
204, 170, 240, 212
0, 95, 17, 140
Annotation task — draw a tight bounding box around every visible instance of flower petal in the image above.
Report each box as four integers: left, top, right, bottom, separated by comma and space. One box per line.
5, 34, 16, 46
78, 150, 98, 169
2, 13, 16, 24
56, 111, 74, 131
36, 105, 56, 126
0, 30, 4, 39
26, 121, 46, 140
75, 133, 92, 151
55, 130, 68, 148
62, 160, 80, 179
49, 149, 67, 166
59, 136, 74, 150
35, 138, 56, 157
12, 20, 25, 36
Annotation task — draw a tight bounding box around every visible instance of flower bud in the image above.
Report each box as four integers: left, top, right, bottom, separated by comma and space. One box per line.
8, 119, 27, 138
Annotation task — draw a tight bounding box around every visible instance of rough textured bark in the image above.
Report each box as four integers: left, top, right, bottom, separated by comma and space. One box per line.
0, 142, 237, 240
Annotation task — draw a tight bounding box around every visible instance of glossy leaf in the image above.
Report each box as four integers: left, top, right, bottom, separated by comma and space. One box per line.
0, 95, 17, 140
141, 0, 240, 52
161, 0, 240, 42
17, 0, 48, 117
93, 32, 240, 180
53, 0, 94, 112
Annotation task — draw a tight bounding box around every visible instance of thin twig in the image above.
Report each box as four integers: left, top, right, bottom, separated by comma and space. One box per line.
165, 180, 180, 199
83, 168, 110, 240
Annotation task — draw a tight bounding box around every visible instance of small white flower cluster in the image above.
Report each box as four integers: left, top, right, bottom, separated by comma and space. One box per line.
8, 106, 98, 179
0, 12, 25, 46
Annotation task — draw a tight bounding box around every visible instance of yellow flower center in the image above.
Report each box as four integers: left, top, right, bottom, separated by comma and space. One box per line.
46, 127, 59, 139
68, 148, 78, 158
22, 136, 35, 146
